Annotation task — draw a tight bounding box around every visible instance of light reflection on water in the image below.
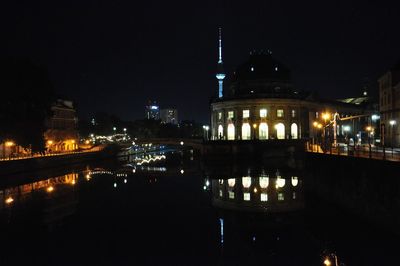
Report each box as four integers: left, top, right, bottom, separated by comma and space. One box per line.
0, 149, 397, 265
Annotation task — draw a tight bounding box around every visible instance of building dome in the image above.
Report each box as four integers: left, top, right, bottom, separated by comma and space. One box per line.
228, 51, 294, 98
233, 51, 291, 82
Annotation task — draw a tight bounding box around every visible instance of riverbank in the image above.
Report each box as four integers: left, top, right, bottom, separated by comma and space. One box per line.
0, 145, 121, 176
305, 152, 400, 235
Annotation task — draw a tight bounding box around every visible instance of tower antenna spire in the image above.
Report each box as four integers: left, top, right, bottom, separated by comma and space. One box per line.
216, 27, 226, 98
218, 27, 223, 64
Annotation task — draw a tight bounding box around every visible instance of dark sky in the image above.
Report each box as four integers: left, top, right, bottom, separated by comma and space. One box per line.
2, 0, 400, 123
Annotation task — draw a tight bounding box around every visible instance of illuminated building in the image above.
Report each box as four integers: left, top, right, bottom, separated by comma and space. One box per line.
160, 108, 178, 125
378, 61, 400, 147
145, 100, 160, 120
44, 99, 79, 151
210, 46, 371, 141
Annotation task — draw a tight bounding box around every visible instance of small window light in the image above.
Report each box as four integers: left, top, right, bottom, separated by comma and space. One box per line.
275, 67, 278, 71
250, 90, 254, 93
251, 67, 254, 72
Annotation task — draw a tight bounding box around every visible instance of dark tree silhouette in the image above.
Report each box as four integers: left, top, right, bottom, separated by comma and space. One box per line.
0, 57, 55, 152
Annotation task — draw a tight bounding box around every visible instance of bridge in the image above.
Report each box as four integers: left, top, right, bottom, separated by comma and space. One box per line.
133, 138, 204, 151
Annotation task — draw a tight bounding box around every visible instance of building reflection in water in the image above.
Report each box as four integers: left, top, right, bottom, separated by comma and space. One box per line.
209, 169, 303, 213
0, 173, 80, 230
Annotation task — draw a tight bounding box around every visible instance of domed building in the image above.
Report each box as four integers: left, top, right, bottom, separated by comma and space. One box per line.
210, 30, 371, 142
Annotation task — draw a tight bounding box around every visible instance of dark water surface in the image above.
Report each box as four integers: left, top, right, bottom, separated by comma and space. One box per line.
0, 151, 397, 265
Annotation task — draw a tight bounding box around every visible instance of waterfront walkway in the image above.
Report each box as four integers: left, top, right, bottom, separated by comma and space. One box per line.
0, 145, 104, 162
306, 143, 400, 162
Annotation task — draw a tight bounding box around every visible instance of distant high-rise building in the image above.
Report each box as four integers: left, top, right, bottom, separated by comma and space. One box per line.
145, 101, 160, 120
160, 109, 178, 125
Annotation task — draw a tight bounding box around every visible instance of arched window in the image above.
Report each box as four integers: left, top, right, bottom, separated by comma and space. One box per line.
241, 123, 251, 140
227, 124, 235, 140
218, 125, 224, 139
275, 123, 285, 139
259, 123, 268, 140
291, 123, 298, 139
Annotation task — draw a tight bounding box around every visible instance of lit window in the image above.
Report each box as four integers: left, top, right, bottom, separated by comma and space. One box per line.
291, 109, 296, 118
241, 123, 251, 140
227, 124, 235, 140
229, 191, 235, 199
261, 193, 268, 202
278, 193, 284, 201
316, 112, 319, 118
243, 193, 251, 201
292, 192, 296, 200
259, 176, 269, 188
219, 190, 223, 197
251, 67, 254, 72
228, 178, 235, 187
277, 109, 284, 118
275, 66, 278, 71
218, 125, 223, 139
228, 111, 234, 119
243, 110, 250, 118
218, 112, 222, 120
291, 176, 298, 187
291, 123, 298, 139
276, 177, 285, 188
242, 176, 252, 188
260, 109, 267, 118
259, 123, 268, 140
275, 123, 285, 139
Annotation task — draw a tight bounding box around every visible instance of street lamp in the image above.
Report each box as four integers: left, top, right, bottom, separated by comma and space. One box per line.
366, 126, 373, 158
252, 123, 257, 140
390, 120, 396, 155
113, 127, 117, 134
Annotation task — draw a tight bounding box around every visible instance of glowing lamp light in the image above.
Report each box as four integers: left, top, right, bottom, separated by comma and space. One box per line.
323, 258, 332, 266
5, 141, 15, 147
322, 113, 330, 121
313, 121, 318, 127
180, 141, 184, 146
47, 186, 54, 193
252, 123, 257, 129
253, 187, 258, 193
390, 120, 396, 126
124, 179, 127, 184
113, 182, 117, 188
5, 197, 14, 204
47, 140, 53, 145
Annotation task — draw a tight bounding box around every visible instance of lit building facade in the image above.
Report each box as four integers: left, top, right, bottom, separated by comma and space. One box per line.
160, 108, 178, 125
378, 62, 400, 147
210, 50, 370, 141
145, 101, 160, 120
44, 99, 79, 152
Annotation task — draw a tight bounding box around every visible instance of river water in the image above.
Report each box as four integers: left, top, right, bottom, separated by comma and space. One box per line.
0, 148, 397, 265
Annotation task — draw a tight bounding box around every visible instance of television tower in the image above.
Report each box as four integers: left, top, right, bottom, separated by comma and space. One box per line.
216, 28, 225, 98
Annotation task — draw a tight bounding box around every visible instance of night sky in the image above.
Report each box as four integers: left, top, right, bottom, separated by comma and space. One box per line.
2, 0, 400, 123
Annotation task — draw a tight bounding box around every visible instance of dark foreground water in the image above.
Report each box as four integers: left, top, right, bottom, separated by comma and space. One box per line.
0, 150, 397, 265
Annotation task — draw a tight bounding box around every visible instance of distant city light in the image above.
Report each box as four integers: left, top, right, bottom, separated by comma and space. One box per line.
150, 105, 159, 110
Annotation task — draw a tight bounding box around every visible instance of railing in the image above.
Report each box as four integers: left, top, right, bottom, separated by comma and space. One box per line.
306, 141, 400, 161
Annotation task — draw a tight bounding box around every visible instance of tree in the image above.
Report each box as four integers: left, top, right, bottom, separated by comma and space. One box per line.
0, 57, 55, 152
